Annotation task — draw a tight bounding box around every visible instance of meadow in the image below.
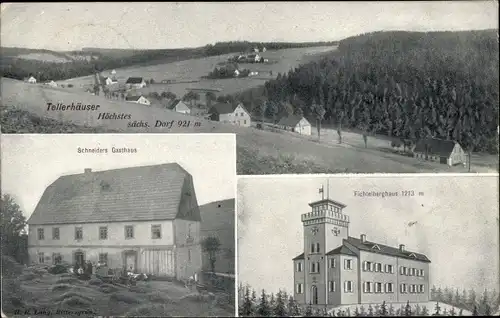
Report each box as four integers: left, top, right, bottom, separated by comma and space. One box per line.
2, 77, 496, 174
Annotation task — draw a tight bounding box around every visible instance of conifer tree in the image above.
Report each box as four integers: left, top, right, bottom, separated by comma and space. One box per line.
240, 285, 253, 316
305, 303, 313, 317
404, 301, 411, 316
443, 308, 448, 316
388, 304, 395, 316
368, 304, 374, 316
421, 306, 429, 316
458, 308, 463, 316
360, 305, 366, 316
258, 289, 271, 317
274, 290, 287, 317
449, 306, 456, 316
472, 304, 478, 316
434, 302, 441, 316
379, 301, 388, 316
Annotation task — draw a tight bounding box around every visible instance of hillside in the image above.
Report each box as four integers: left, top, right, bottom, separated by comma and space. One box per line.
235, 29, 499, 155
1, 78, 497, 174
199, 199, 235, 274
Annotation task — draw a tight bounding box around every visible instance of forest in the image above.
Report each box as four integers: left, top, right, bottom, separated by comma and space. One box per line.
0, 40, 336, 82
238, 283, 499, 317
233, 30, 499, 154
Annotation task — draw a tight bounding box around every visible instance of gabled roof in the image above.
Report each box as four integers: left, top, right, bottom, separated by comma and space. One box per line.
326, 244, 357, 256
413, 138, 459, 157
278, 115, 309, 127
125, 95, 145, 102
346, 236, 431, 263
208, 103, 238, 115
293, 253, 304, 260
168, 99, 190, 110
28, 163, 199, 225
126, 77, 144, 84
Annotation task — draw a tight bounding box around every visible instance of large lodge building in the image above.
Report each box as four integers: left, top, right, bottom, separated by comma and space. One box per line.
293, 193, 431, 307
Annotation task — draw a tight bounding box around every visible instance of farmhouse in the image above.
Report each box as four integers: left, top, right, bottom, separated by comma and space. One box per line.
168, 99, 191, 114
413, 138, 466, 166
103, 77, 117, 86
208, 103, 251, 127
277, 115, 312, 136
46, 80, 57, 87
27, 76, 37, 84
125, 95, 151, 106
199, 199, 235, 274
125, 77, 146, 89
293, 193, 430, 307
27, 164, 203, 280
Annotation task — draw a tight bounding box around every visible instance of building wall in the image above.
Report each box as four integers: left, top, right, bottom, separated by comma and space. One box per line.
219, 105, 251, 127
339, 254, 359, 305
450, 143, 466, 166
294, 259, 306, 304
174, 219, 202, 280
397, 258, 430, 303
358, 251, 399, 304
175, 104, 191, 114
327, 255, 341, 306
295, 119, 312, 136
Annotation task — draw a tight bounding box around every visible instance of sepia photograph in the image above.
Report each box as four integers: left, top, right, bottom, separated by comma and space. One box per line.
1, 2, 498, 174
237, 175, 499, 316
1, 133, 236, 317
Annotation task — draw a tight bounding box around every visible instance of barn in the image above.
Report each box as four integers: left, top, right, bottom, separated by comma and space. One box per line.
277, 115, 312, 136
413, 138, 466, 166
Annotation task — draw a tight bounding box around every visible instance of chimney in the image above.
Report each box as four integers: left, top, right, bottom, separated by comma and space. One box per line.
399, 244, 406, 252
360, 234, 367, 243
84, 168, 92, 174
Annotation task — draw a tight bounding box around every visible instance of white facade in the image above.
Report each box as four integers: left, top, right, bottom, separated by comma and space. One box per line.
127, 96, 151, 106
219, 104, 252, 127
27, 76, 37, 84
294, 118, 312, 136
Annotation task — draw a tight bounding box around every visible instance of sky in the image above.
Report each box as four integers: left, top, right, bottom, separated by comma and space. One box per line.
1, 134, 236, 219
238, 175, 500, 295
1, 2, 498, 50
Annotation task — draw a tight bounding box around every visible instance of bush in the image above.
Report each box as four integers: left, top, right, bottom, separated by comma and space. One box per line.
48, 264, 69, 275
56, 277, 80, 285
110, 292, 141, 304
67, 84, 74, 88
60, 295, 91, 308
98, 284, 119, 294
88, 278, 103, 286
52, 283, 73, 292
1, 256, 24, 278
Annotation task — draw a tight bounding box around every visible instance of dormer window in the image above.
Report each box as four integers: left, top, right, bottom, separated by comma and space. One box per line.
371, 244, 381, 250
409, 253, 417, 258
100, 181, 111, 191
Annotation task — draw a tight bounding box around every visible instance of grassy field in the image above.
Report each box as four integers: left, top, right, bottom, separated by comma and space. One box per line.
2, 257, 233, 317
328, 302, 473, 316
1, 77, 497, 174
55, 46, 337, 97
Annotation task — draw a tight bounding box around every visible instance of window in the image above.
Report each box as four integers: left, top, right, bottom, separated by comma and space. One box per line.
99, 253, 108, 264
344, 281, 353, 293
38, 252, 44, 263
99, 226, 108, 240
244, 120, 247, 124
410, 284, 416, 293
375, 282, 383, 293
188, 249, 191, 262
400, 283, 407, 293
372, 244, 380, 250
296, 262, 303, 272
404, 267, 409, 276
363, 261, 372, 271
151, 225, 162, 239
75, 227, 83, 240
241, 112, 244, 116
37, 228, 45, 240
310, 261, 320, 273
411, 268, 416, 276
296, 283, 303, 294
52, 228, 60, 240
235, 113, 238, 116
375, 263, 382, 272
419, 285, 425, 293
329, 281, 336, 292
387, 264, 394, 273
419, 269, 424, 277
311, 243, 315, 253
386, 283, 394, 293
52, 253, 62, 264
187, 223, 192, 238
344, 259, 353, 270
125, 225, 134, 239
364, 282, 373, 293
316, 243, 320, 253
329, 258, 336, 268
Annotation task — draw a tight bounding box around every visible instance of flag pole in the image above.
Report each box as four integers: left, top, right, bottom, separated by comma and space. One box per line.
327, 179, 330, 200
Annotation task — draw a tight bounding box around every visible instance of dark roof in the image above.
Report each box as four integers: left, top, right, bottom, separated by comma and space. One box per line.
278, 115, 309, 127
293, 253, 304, 260
126, 77, 144, 84
326, 244, 357, 256
28, 163, 200, 225
413, 138, 458, 157
208, 103, 237, 115
346, 236, 431, 263
125, 95, 143, 101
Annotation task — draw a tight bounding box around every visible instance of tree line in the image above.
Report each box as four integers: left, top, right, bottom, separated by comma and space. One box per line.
232, 30, 499, 154
430, 285, 498, 316
1, 194, 29, 265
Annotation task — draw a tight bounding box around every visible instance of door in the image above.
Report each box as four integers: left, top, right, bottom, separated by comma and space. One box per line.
440, 157, 447, 164
311, 285, 318, 305
74, 251, 85, 265
126, 253, 136, 272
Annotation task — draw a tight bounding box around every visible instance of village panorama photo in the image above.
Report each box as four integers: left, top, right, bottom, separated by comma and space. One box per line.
1, 133, 237, 317
237, 174, 500, 317
0, 2, 498, 174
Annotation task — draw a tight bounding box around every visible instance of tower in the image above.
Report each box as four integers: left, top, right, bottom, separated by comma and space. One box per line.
301, 181, 350, 306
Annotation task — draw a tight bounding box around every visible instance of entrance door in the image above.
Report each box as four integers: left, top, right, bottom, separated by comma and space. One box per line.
125, 252, 136, 272
311, 285, 318, 305
74, 251, 85, 265
440, 156, 447, 164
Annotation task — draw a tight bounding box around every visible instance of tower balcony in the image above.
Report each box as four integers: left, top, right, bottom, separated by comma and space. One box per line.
301, 210, 350, 223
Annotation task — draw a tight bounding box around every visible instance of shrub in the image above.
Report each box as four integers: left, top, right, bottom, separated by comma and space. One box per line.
110, 292, 141, 304
56, 277, 80, 285
32, 268, 48, 275
99, 284, 119, 294
48, 264, 68, 275
52, 283, 73, 292
60, 295, 91, 308
1, 256, 24, 278
88, 278, 103, 286
67, 84, 74, 88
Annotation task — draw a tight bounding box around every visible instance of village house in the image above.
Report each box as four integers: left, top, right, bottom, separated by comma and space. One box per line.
27, 164, 203, 280
103, 77, 117, 86
413, 138, 466, 166
277, 115, 312, 136
125, 95, 151, 106
208, 103, 252, 127
45, 80, 57, 88
293, 194, 430, 308
234, 69, 240, 77
199, 199, 235, 274
27, 76, 37, 84
125, 77, 147, 89
167, 99, 191, 115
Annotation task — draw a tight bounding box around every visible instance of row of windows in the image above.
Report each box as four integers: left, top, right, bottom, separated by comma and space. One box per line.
37, 252, 108, 264
297, 259, 353, 273
234, 112, 246, 117
401, 284, 426, 294
400, 266, 425, 277
36, 224, 173, 240
296, 281, 354, 294
363, 261, 394, 273
311, 205, 341, 213
363, 282, 394, 293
